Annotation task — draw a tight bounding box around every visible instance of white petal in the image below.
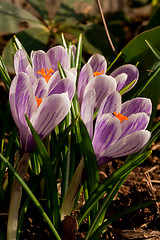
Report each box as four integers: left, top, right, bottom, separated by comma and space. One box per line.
101, 130, 151, 158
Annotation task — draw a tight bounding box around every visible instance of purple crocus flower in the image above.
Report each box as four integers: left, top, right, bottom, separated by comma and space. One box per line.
81, 90, 152, 165
9, 47, 76, 153
77, 54, 139, 107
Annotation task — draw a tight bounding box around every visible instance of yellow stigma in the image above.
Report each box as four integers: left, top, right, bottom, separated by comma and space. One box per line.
93, 70, 104, 77
113, 111, 128, 123
37, 68, 54, 83
35, 96, 43, 108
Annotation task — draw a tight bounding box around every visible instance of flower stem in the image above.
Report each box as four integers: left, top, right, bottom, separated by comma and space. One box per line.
7, 152, 30, 240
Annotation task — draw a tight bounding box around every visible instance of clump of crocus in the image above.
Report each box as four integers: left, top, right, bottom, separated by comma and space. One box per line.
8, 46, 76, 240
81, 90, 152, 165
77, 53, 139, 108
10, 47, 76, 153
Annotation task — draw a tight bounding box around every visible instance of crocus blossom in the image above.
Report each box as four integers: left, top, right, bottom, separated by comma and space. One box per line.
81, 90, 152, 165
77, 54, 139, 107
9, 47, 76, 153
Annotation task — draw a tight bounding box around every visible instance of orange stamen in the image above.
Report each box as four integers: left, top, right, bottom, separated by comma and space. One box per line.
113, 111, 128, 123
37, 68, 54, 83
35, 96, 43, 108
93, 70, 104, 77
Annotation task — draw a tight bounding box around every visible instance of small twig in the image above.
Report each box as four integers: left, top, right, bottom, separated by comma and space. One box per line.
144, 165, 159, 174
144, 172, 155, 192
143, 179, 160, 184
97, 0, 116, 54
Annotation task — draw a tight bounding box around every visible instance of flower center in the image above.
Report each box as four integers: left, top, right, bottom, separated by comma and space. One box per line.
35, 96, 43, 108
37, 68, 54, 83
113, 111, 128, 123
93, 70, 104, 77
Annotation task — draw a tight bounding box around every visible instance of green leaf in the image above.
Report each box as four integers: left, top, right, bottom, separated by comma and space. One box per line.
119, 79, 136, 95
0, 56, 11, 90
25, 0, 49, 20
79, 118, 99, 196
106, 51, 122, 72
61, 33, 68, 51
0, 153, 61, 240
68, 42, 75, 68
2, 26, 49, 73
122, 26, 160, 127
29, 152, 41, 176
132, 66, 160, 98
75, 34, 82, 72
145, 40, 160, 61
0, 1, 42, 33
86, 178, 126, 240
55, 0, 94, 23
146, 7, 160, 30
51, 115, 79, 164
62, 24, 116, 62
77, 150, 152, 226
61, 157, 84, 220
58, 62, 67, 78
0, 229, 5, 240
138, 120, 160, 155
89, 197, 160, 240
25, 115, 60, 228
17, 174, 42, 240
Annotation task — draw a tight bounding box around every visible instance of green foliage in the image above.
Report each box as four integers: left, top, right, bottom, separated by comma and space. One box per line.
0, 1, 42, 34
122, 27, 160, 127
0, 152, 61, 240
2, 26, 49, 73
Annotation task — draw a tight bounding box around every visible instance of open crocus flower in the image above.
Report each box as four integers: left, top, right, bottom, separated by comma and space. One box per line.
81, 90, 152, 165
77, 54, 139, 107
9, 47, 76, 153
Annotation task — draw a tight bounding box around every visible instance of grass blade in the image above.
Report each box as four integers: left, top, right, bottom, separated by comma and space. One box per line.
25, 115, 60, 228
0, 56, 11, 90
77, 150, 151, 226
145, 40, 160, 61
75, 34, 82, 72
0, 153, 61, 240
79, 118, 99, 196
89, 197, 160, 240
132, 65, 160, 98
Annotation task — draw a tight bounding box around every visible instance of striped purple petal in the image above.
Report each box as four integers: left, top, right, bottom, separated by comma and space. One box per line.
97, 91, 121, 121
48, 71, 61, 92
84, 75, 117, 110
9, 72, 36, 128
47, 46, 70, 72
120, 112, 150, 138
77, 63, 93, 106
88, 54, 107, 73
9, 72, 37, 152
110, 64, 139, 93
14, 49, 36, 84
31, 93, 71, 139
121, 97, 152, 117
101, 130, 151, 158
14, 49, 30, 74
114, 73, 127, 92
92, 114, 121, 160
81, 89, 96, 139
31, 50, 51, 79
35, 78, 48, 98
48, 78, 75, 100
